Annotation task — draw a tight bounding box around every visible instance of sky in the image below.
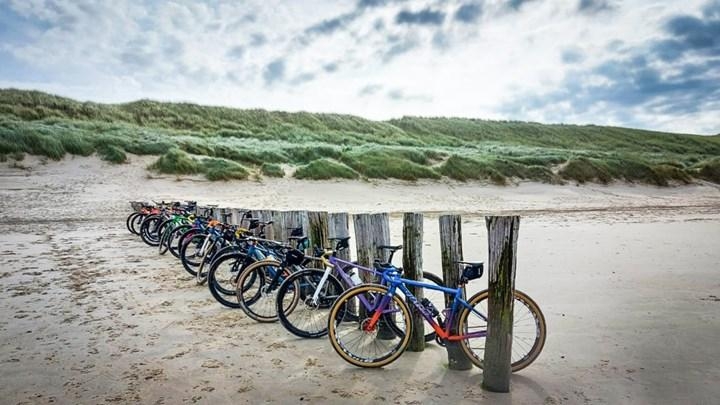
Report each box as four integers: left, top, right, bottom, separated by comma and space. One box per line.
0, 0, 719, 135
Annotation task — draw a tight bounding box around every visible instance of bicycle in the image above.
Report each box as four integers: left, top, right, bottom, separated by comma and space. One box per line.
326, 259, 546, 370
275, 237, 445, 340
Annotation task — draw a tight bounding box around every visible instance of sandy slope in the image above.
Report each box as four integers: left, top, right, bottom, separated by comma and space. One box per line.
1, 155, 719, 404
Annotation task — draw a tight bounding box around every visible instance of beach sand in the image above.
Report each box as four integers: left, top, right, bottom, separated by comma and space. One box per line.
1, 155, 719, 404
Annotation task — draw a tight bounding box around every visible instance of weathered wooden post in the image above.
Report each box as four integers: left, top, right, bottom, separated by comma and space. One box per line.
308, 211, 330, 253
328, 212, 350, 260
403, 212, 425, 352
352, 213, 390, 282
228, 208, 240, 225
353, 213, 392, 338
270, 211, 284, 242
482, 216, 520, 393
439, 214, 473, 370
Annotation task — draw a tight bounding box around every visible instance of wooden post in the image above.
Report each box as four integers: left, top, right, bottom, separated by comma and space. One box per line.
228, 208, 240, 225
270, 211, 284, 242
254, 209, 274, 238
439, 214, 473, 370
352, 213, 390, 283
308, 211, 330, 254
403, 212, 424, 352
328, 213, 350, 260
482, 216, 520, 393
353, 213, 393, 339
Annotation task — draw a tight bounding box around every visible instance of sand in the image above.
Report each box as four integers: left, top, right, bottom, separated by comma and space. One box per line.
1, 155, 719, 404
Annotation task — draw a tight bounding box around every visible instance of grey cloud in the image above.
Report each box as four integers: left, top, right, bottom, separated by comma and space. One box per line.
503, 53, 719, 121
382, 37, 419, 62
290, 72, 316, 85
387, 88, 433, 102
358, 84, 382, 96
507, 0, 539, 11
432, 31, 450, 49
358, 0, 406, 8
323, 62, 339, 73
455, 3, 483, 23
578, 0, 614, 14
305, 11, 361, 36
227, 45, 245, 59
263, 59, 285, 85
561, 48, 585, 64
120, 50, 154, 68
502, 5, 720, 128
250, 33, 266, 47
395, 8, 445, 25
650, 9, 720, 62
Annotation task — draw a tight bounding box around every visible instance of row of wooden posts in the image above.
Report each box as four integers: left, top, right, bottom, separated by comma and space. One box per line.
199, 206, 519, 393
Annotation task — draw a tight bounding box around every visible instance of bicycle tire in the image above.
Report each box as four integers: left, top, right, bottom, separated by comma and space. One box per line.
236, 260, 297, 323
175, 227, 200, 260
456, 289, 546, 372
327, 284, 412, 368
179, 233, 207, 276
196, 239, 221, 285
140, 215, 162, 246
207, 252, 253, 308
167, 224, 192, 258
130, 213, 145, 236
126, 212, 140, 234
276, 269, 345, 338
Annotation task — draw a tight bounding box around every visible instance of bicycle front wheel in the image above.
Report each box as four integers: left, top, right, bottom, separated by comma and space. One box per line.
327, 284, 412, 368
236, 260, 296, 323
457, 289, 546, 372
276, 269, 345, 338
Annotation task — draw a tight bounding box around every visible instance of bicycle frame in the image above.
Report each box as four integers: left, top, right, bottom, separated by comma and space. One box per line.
375, 268, 488, 341
311, 255, 381, 305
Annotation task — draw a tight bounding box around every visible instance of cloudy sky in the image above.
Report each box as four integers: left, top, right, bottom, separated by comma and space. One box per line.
1, 0, 718, 134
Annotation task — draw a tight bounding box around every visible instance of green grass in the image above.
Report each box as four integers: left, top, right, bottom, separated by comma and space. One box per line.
1, 88, 719, 185
98, 144, 127, 164
201, 157, 249, 181
149, 149, 200, 175
261, 163, 285, 177
340, 149, 440, 180
294, 159, 359, 180
437, 155, 507, 184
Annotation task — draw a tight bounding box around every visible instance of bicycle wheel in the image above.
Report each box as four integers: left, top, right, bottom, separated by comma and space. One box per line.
327, 284, 412, 368
140, 215, 162, 246
457, 289, 546, 372
236, 260, 297, 323
130, 213, 145, 235
196, 239, 221, 285
179, 233, 207, 276
276, 269, 345, 338
158, 225, 173, 255
167, 224, 192, 258
207, 252, 252, 308
126, 212, 140, 234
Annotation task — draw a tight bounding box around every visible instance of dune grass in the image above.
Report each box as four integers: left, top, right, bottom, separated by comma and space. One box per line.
1, 88, 719, 185
149, 149, 200, 175
261, 163, 285, 178
201, 157, 249, 181
340, 149, 440, 180
97, 144, 127, 164
294, 159, 359, 180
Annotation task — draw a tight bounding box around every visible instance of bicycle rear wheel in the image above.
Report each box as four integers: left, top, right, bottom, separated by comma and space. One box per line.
327, 284, 411, 368
457, 289, 546, 372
